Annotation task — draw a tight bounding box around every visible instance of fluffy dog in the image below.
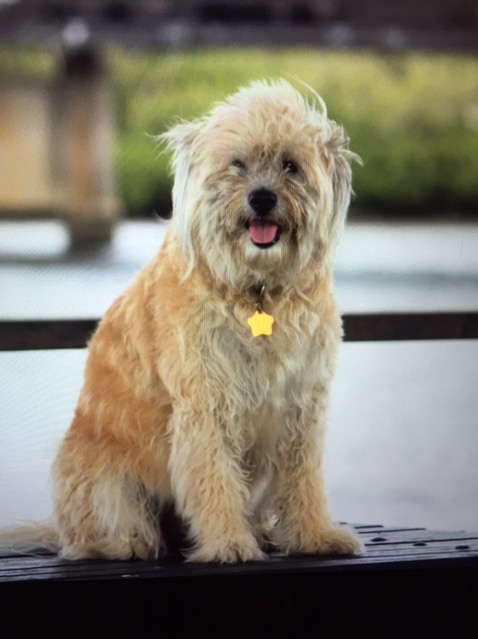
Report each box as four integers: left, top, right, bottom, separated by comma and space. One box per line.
1, 80, 363, 562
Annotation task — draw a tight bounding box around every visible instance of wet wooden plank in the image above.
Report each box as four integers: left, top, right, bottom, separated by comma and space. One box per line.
0, 525, 476, 635
1, 525, 477, 584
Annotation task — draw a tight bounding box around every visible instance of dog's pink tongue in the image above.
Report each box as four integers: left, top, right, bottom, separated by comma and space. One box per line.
248, 220, 278, 244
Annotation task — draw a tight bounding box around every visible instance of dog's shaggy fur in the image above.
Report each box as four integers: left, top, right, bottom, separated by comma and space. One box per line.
1, 80, 363, 562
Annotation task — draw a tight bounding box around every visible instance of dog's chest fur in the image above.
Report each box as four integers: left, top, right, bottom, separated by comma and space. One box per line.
149, 244, 341, 419
191, 285, 339, 414
194, 300, 337, 495
207, 319, 314, 408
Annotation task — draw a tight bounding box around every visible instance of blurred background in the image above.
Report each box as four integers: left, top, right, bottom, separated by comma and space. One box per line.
1, 1, 477, 534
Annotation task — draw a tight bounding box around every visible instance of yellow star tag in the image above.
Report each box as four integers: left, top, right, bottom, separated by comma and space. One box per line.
247, 309, 274, 337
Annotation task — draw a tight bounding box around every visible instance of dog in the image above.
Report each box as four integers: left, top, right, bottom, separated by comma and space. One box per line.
0, 80, 363, 562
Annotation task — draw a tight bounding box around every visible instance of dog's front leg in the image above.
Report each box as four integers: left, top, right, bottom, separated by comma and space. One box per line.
272, 411, 364, 557
168, 406, 266, 563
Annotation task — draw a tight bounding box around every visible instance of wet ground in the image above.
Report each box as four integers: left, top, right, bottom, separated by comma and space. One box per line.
1, 218, 477, 531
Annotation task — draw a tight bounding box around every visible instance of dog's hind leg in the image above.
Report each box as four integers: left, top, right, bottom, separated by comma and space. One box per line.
53, 440, 164, 560
54, 472, 164, 560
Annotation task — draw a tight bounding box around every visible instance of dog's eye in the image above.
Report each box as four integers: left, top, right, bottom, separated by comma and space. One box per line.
282, 160, 299, 175
231, 159, 246, 170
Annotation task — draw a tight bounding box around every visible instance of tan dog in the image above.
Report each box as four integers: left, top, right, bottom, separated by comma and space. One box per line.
1, 80, 363, 562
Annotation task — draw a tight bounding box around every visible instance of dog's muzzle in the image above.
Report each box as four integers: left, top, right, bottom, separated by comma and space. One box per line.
246, 188, 281, 248
248, 188, 277, 216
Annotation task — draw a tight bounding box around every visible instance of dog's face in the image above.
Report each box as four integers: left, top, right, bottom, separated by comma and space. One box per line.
160, 80, 357, 289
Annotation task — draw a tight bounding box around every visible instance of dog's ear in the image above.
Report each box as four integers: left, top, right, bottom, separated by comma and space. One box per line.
156, 120, 202, 273
326, 126, 361, 248
156, 120, 202, 217
157, 120, 202, 171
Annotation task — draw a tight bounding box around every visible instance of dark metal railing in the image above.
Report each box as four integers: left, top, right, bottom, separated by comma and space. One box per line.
1, 312, 477, 351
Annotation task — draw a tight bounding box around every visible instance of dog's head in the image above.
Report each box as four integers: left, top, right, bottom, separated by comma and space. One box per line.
159, 80, 358, 290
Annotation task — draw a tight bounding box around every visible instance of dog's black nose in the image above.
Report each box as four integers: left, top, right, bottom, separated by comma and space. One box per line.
248, 188, 277, 217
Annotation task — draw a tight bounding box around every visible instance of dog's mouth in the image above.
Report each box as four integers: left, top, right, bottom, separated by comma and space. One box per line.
246, 219, 281, 249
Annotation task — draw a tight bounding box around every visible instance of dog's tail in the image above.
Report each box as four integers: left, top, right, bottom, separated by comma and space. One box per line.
0, 521, 60, 557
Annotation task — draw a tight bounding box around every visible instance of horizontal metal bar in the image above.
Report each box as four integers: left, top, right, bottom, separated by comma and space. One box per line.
342, 312, 478, 342
0, 313, 477, 351
0, 320, 98, 351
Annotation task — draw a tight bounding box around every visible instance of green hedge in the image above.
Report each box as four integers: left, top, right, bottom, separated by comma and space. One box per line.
2, 46, 478, 216
109, 48, 478, 216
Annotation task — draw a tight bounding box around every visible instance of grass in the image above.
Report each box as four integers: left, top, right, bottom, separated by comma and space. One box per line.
2, 45, 478, 216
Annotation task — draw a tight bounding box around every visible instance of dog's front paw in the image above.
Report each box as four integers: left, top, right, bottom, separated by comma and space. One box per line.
315, 525, 364, 555
281, 524, 364, 557
187, 535, 267, 564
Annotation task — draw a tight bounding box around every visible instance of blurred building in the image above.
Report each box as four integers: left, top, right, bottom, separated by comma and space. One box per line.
1, 1, 477, 37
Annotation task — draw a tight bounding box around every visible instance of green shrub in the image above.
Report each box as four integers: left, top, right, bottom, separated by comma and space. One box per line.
2, 45, 477, 216
106, 47, 478, 216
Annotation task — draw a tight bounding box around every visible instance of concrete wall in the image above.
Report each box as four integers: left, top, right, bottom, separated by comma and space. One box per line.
0, 51, 122, 245
0, 83, 55, 213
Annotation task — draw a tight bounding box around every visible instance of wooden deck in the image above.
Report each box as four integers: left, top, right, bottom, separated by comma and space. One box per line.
1, 524, 477, 634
